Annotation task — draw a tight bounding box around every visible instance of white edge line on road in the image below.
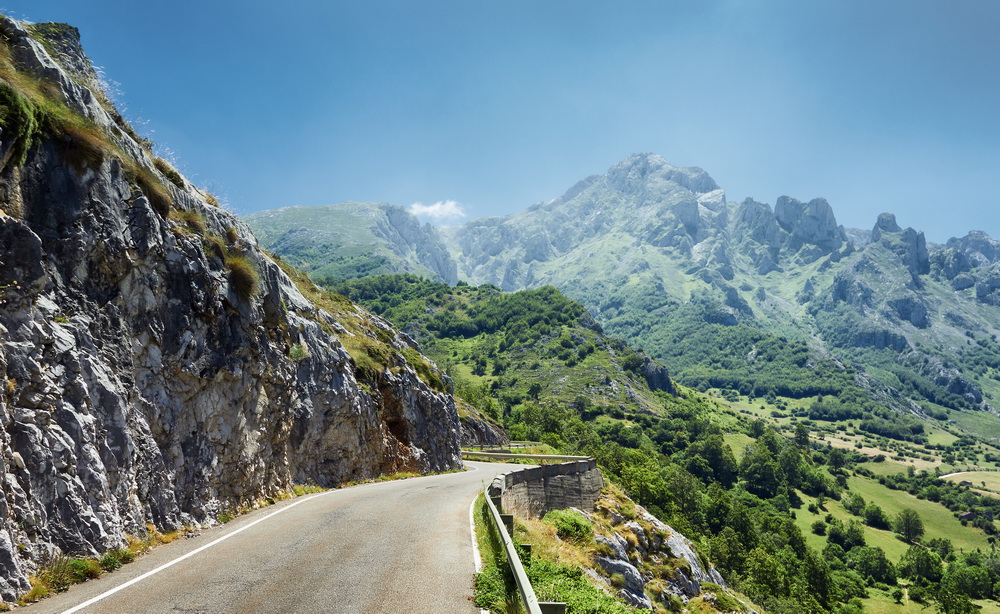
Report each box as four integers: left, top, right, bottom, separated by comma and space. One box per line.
469, 496, 489, 614
465, 462, 490, 614
469, 495, 483, 573
59, 491, 332, 614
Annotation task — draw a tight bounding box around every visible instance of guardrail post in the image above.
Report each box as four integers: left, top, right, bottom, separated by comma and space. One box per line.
539, 603, 566, 614
522, 543, 532, 560
490, 496, 502, 512
501, 513, 514, 535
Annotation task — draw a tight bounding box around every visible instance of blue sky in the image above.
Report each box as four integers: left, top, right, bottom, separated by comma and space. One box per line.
3, 0, 998, 242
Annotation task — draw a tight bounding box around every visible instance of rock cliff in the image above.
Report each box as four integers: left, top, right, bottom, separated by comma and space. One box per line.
0, 17, 461, 598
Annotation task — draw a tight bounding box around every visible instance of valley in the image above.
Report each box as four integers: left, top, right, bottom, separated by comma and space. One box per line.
331, 273, 1000, 613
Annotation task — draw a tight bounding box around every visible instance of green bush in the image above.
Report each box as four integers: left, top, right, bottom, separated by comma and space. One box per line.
542, 509, 593, 543
0, 81, 44, 167
289, 343, 309, 361
37, 557, 101, 592
711, 589, 746, 613
99, 548, 134, 572
67, 558, 102, 582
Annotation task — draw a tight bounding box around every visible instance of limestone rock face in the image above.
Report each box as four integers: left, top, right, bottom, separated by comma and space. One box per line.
638, 356, 677, 395
948, 230, 1000, 266
459, 412, 508, 447
871, 212, 903, 239
871, 213, 929, 276
733, 198, 781, 249
0, 17, 461, 598
586, 496, 728, 609
774, 196, 844, 253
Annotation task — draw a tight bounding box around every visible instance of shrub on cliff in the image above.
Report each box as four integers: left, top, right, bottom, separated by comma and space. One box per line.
227, 254, 259, 300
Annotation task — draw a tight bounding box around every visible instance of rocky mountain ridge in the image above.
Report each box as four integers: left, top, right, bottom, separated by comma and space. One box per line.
0, 17, 463, 598
249, 154, 1000, 438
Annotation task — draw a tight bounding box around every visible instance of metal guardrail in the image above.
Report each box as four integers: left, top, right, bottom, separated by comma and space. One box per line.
465, 441, 540, 450
463, 451, 591, 462
484, 488, 566, 614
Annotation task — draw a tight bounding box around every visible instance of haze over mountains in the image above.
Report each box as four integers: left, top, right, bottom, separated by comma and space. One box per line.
247, 153, 1000, 439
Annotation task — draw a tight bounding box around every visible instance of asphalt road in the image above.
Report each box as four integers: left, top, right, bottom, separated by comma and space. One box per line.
22, 460, 526, 614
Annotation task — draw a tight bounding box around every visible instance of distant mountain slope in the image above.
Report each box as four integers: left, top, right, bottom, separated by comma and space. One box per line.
247, 153, 1000, 440
245, 202, 457, 283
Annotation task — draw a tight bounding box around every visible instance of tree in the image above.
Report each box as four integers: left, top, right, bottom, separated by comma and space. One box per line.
794, 422, 810, 447
527, 382, 542, 400
844, 520, 867, 550
828, 447, 847, 470
846, 546, 897, 584
898, 545, 943, 583
740, 443, 781, 498
686, 433, 738, 487
934, 575, 978, 614
843, 493, 866, 516
778, 445, 804, 489
863, 503, 891, 530
895, 508, 924, 543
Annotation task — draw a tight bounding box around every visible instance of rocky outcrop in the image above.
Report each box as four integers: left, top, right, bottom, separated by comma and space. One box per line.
606, 153, 720, 197
380, 205, 458, 283
898, 350, 986, 408
0, 17, 462, 598
586, 497, 727, 609
872, 213, 929, 277
459, 411, 508, 447
947, 230, 1000, 266
774, 196, 845, 255
638, 356, 677, 395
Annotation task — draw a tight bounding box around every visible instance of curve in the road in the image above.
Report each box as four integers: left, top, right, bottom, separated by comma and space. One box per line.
21, 461, 527, 614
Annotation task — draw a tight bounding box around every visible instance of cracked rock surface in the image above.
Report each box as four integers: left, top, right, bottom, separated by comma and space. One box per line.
0, 16, 461, 598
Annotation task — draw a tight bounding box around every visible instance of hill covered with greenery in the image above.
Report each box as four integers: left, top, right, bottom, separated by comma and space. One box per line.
331, 275, 1000, 613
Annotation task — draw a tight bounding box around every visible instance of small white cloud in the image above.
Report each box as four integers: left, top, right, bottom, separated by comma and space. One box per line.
408, 200, 467, 224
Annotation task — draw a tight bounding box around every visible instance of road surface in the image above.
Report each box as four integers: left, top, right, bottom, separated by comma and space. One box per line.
22, 460, 525, 614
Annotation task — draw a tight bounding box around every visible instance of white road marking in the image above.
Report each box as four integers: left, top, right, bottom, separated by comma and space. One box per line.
464, 462, 492, 614
469, 496, 483, 573
59, 491, 331, 614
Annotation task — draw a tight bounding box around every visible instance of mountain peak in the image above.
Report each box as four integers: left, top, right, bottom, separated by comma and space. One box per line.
872, 212, 902, 237
607, 153, 719, 195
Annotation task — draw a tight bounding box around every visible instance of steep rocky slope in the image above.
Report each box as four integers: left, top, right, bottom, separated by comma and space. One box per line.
0, 17, 462, 598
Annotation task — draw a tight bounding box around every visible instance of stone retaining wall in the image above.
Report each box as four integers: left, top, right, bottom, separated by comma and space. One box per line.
487, 459, 604, 518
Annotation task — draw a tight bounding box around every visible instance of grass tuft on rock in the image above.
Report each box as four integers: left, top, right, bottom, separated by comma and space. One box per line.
227, 253, 259, 301
203, 234, 227, 261
153, 157, 184, 188
131, 165, 173, 217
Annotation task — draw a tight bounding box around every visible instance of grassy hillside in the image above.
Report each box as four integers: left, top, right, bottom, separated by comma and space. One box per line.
327, 275, 682, 424
330, 274, 1000, 613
